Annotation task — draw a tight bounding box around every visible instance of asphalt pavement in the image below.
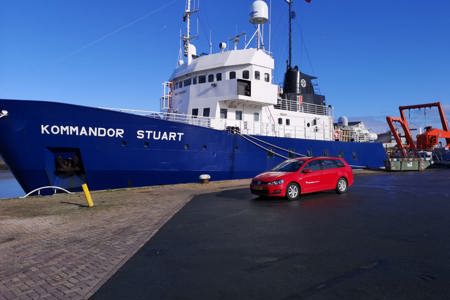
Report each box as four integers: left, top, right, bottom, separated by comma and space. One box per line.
92, 169, 450, 300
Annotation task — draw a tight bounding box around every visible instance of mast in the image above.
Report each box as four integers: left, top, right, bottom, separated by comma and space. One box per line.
183, 0, 198, 65
287, 0, 293, 68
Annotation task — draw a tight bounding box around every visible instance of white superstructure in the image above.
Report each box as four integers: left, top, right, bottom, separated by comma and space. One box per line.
161, 0, 333, 141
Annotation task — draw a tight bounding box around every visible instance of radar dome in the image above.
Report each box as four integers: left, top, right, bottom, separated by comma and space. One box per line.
369, 133, 378, 141
338, 116, 349, 127
250, 0, 269, 24
188, 44, 197, 57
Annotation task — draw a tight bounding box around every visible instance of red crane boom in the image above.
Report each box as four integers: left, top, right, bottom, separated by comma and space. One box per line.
386, 102, 450, 157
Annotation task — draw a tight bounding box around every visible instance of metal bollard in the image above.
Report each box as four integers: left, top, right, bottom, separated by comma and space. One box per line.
82, 183, 94, 208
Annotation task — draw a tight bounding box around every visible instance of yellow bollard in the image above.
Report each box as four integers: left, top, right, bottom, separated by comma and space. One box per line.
82, 183, 94, 208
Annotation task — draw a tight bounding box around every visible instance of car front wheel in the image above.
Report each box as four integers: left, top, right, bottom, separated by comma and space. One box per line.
286, 183, 300, 201
336, 177, 348, 194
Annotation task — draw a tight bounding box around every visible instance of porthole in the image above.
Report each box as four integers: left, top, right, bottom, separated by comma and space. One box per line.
202, 145, 207, 150
184, 144, 190, 150
121, 141, 127, 147
144, 142, 149, 148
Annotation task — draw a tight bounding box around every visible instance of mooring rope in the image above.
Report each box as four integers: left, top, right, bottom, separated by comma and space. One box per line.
241, 133, 308, 157
234, 131, 289, 160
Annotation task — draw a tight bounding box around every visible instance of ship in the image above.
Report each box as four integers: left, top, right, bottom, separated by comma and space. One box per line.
0, 0, 386, 194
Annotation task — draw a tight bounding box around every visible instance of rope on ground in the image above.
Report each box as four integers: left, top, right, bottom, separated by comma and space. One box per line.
241, 134, 308, 157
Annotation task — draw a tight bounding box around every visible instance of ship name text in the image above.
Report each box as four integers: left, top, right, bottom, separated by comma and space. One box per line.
137, 130, 184, 141
40, 125, 185, 142
41, 125, 124, 138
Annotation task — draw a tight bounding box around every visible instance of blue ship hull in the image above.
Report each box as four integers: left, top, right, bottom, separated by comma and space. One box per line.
0, 99, 387, 193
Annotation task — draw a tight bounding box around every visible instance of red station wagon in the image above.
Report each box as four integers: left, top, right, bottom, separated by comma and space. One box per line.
250, 157, 354, 200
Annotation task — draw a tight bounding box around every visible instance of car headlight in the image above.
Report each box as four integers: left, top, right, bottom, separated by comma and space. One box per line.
268, 179, 284, 186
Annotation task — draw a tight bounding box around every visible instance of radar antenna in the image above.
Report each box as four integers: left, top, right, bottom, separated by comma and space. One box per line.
229, 32, 246, 50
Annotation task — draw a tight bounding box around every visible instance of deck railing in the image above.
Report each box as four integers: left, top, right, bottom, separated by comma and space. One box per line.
103, 106, 332, 140
275, 98, 332, 116
103, 108, 212, 128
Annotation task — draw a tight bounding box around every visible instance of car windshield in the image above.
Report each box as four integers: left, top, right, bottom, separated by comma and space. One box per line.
271, 160, 305, 172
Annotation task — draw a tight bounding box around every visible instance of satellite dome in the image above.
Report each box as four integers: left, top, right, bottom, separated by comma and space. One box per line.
369, 133, 378, 141
219, 42, 227, 51
338, 116, 349, 127
250, 0, 269, 24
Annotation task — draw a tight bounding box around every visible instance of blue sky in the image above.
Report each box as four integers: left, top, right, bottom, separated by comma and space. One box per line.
1, 0, 449, 133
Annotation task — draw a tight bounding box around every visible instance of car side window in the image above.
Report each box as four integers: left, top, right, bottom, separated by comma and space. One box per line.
336, 160, 345, 167
305, 160, 322, 171
322, 159, 338, 170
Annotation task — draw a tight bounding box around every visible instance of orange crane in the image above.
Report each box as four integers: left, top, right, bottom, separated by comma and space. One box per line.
386, 102, 450, 157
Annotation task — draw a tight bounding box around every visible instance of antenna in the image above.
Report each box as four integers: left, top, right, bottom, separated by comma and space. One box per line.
229, 32, 246, 50
209, 30, 213, 54
269, 0, 272, 53
178, 29, 184, 66
287, 0, 293, 68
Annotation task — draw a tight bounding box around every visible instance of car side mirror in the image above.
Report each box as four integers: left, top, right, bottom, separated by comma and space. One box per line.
302, 168, 312, 174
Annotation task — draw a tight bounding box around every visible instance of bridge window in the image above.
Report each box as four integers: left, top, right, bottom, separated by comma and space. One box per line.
220, 109, 228, 119
229, 71, 236, 79
184, 78, 191, 86
193, 77, 197, 85
236, 110, 243, 121
192, 108, 199, 117
278, 118, 283, 125
264, 73, 270, 82
199, 75, 206, 84
253, 112, 260, 122
203, 108, 210, 117
286, 119, 291, 126
243, 70, 250, 79
208, 74, 214, 82
216, 73, 222, 81
255, 71, 260, 80
178, 81, 183, 88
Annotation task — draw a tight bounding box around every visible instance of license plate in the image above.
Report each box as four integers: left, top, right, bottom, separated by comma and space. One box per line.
253, 185, 264, 190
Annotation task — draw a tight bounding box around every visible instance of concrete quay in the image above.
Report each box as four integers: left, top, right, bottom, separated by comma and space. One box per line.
0, 179, 249, 300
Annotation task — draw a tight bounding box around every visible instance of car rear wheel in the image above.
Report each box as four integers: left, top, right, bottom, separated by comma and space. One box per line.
286, 183, 300, 201
336, 177, 348, 194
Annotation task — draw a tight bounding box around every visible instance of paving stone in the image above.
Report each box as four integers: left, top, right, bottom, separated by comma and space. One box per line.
0, 180, 249, 300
